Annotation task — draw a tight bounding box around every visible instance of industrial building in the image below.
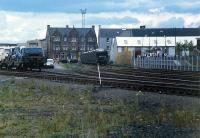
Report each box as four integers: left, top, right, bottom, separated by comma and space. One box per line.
98, 26, 200, 63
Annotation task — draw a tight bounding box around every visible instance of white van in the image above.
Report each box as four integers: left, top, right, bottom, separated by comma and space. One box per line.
45, 58, 54, 68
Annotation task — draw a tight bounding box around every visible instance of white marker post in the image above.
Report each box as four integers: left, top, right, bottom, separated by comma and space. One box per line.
97, 63, 102, 86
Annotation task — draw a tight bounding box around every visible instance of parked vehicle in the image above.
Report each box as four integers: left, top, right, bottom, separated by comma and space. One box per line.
45, 58, 54, 68
69, 59, 78, 63
0, 47, 13, 69
80, 48, 109, 65
2, 47, 45, 71
60, 59, 68, 63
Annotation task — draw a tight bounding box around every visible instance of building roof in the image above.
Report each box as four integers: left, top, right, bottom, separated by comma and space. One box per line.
0, 43, 17, 46
115, 37, 135, 47
47, 26, 95, 37
132, 28, 200, 37
99, 28, 132, 37
99, 28, 200, 38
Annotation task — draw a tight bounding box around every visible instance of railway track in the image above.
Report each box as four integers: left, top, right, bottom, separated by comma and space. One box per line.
92, 66, 200, 81
0, 68, 199, 97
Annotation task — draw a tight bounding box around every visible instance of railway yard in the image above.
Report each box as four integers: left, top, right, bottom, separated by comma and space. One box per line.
0, 63, 200, 137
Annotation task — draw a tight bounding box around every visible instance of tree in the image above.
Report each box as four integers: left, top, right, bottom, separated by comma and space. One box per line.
116, 47, 132, 65
188, 41, 195, 55
176, 41, 196, 56
175, 42, 182, 56
182, 40, 189, 56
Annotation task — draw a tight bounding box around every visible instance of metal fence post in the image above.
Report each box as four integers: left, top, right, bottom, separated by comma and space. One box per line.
143, 57, 145, 68
197, 56, 199, 71
155, 57, 156, 69
176, 55, 177, 70
192, 56, 194, 72
160, 56, 162, 69
187, 56, 189, 71
155, 57, 157, 69
141, 57, 144, 68
179, 56, 182, 70
153, 56, 155, 69
141, 56, 143, 68
142, 57, 144, 68
172, 56, 174, 70
149, 57, 151, 69
183, 56, 185, 71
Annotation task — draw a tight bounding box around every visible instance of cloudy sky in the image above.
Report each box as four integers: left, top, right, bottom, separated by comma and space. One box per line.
0, 0, 200, 43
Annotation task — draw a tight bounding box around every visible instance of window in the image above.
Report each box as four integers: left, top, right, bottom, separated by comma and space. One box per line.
72, 47, 76, 50
55, 46, 60, 51
167, 40, 171, 44
81, 37, 85, 42
107, 45, 110, 50
88, 37, 94, 42
118, 47, 122, 53
81, 47, 84, 50
53, 36, 60, 42
137, 40, 141, 45
63, 47, 68, 51
124, 40, 128, 45
71, 37, 77, 42
121, 47, 125, 52
106, 38, 110, 43
64, 37, 67, 41
154, 40, 157, 44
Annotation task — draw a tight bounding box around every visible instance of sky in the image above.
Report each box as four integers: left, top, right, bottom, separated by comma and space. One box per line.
0, 0, 200, 43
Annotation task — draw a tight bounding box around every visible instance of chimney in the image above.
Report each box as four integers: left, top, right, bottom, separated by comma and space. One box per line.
92, 25, 95, 30
66, 25, 69, 28
47, 25, 50, 29
140, 25, 145, 29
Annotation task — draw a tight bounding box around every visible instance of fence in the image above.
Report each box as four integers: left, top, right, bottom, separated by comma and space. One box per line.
133, 56, 200, 72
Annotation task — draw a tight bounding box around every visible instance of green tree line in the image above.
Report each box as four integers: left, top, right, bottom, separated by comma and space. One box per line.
176, 40, 197, 56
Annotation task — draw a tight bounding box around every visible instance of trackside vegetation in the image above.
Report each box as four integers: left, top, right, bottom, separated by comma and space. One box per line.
0, 79, 200, 137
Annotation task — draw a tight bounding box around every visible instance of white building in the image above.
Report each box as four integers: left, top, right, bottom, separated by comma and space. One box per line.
99, 27, 200, 63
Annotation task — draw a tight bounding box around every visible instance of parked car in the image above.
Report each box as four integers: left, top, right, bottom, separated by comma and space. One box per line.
60, 59, 68, 63
45, 59, 54, 68
69, 59, 78, 63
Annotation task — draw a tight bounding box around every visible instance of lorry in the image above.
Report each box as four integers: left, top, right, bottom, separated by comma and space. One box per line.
1, 47, 45, 71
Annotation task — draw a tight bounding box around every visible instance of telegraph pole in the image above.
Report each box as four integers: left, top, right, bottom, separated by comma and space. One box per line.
79, 9, 87, 60
80, 9, 87, 28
